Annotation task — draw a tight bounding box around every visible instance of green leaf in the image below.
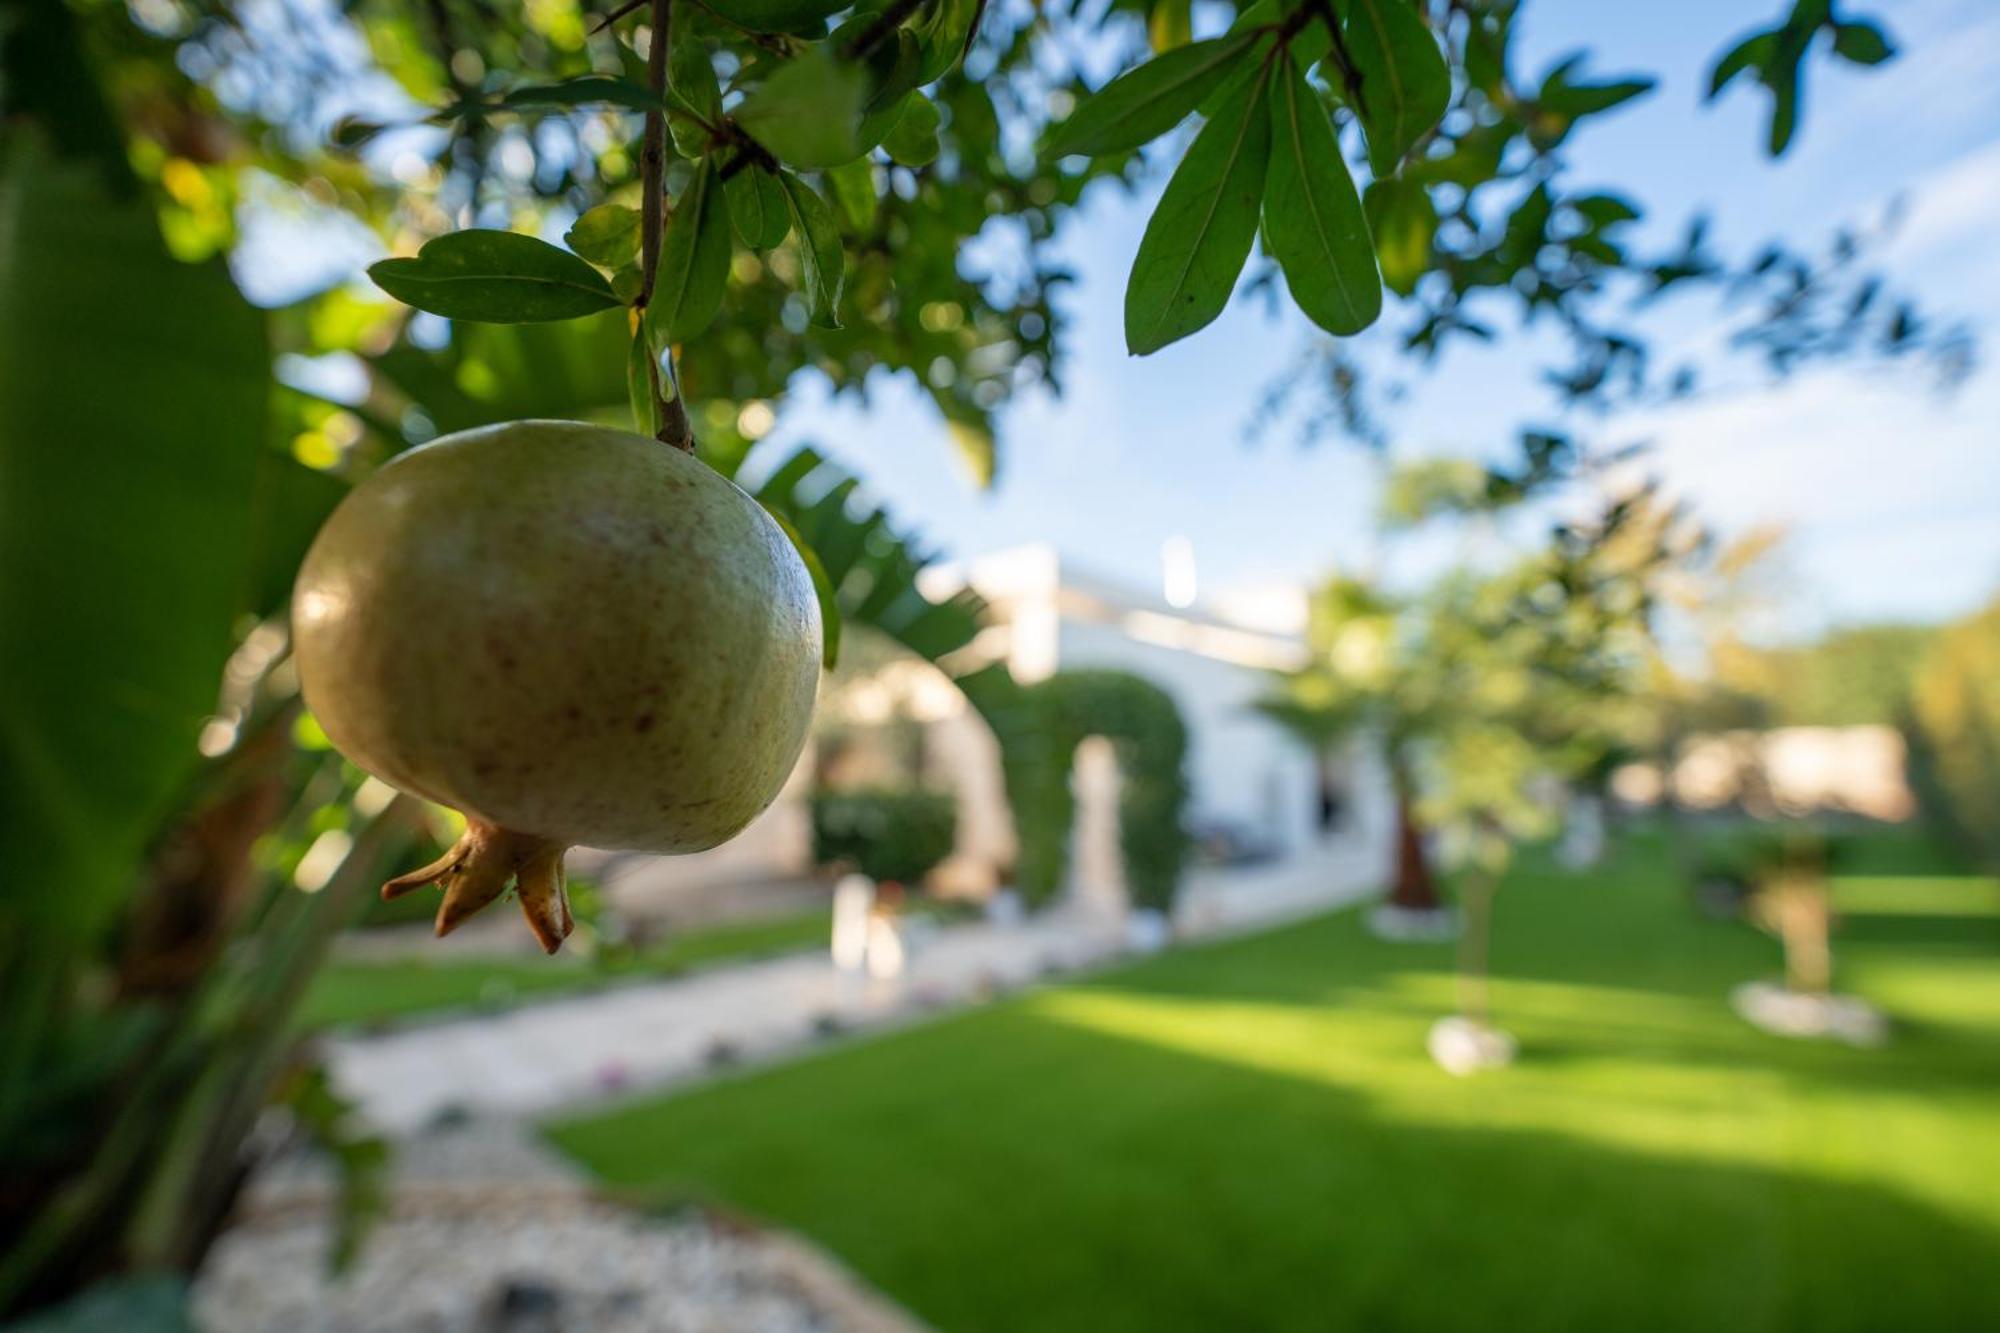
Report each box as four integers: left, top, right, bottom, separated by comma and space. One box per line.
1537, 55, 1655, 118
1124, 64, 1274, 355
828, 158, 877, 229
1264, 55, 1381, 337
1570, 193, 1640, 228
370, 230, 622, 323
1464, 11, 1510, 97
1831, 19, 1893, 66
1149, 0, 1192, 52
1363, 174, 1435, 296
498, 76, 663, 113
914, 0, 984, 83
1047, 30, 1262, 158
670, 26, 724, 123
1336, 0, 1450, 178
1707, 31, 1774, 98
699, 0, 849, 35
779, 171, 845, 327
760, 504, 842, 669
1, 154, 266, 945
883, 92, 942, 166
736, 47, 868, 168
628, 324, 660, 435
646, 159, 733, 345
726, 167, 792, 250
565, 203, 642, 268
1767, 54, 1804, 155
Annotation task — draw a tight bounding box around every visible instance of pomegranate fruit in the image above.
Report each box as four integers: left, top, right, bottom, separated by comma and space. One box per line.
292, 420, 821, 952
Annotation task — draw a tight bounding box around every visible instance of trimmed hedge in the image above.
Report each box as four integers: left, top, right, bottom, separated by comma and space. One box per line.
811, 789, 958, 885
984, 669, 1190, 912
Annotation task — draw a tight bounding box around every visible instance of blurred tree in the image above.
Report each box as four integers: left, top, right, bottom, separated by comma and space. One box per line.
1907, 595, 2000, 872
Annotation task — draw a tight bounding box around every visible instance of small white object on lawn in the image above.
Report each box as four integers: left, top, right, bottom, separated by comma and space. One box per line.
1730, 980, 1889, 1047
1428, 1016, 1517, 1076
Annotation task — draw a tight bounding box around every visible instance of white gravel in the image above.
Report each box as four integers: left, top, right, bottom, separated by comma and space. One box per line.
192, 1121, 925, 1333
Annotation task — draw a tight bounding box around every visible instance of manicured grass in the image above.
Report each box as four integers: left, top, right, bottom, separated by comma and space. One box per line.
546, 834, 2000, 1333
300, 910, 833, 1030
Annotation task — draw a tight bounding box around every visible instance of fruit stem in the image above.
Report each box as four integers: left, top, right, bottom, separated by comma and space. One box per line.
640, 0, 698, 454
381, 820, 574, 954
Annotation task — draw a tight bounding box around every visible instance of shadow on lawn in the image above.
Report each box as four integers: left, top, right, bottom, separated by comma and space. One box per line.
549, 1000, 2000, 1333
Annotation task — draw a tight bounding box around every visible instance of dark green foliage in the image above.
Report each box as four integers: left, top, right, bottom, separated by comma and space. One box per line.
369, 230, 622, 322
1044, 30, 1262, 158
980, 670, 1190, 912
646, 159, 732, 344
811, 789, 958, 885
1908, 597, 2000, 872
1124, 65, 1274, 354
0, 153, 266, 949
1335, 0, 1451, 177
1264, 53, 1381, 336
1708, 0, 1897, 156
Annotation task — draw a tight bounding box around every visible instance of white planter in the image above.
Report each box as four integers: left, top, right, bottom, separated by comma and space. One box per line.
1730, 980, 1888, 1047
1369, 903, 1460, 942
1427, 1016, 1517, 1076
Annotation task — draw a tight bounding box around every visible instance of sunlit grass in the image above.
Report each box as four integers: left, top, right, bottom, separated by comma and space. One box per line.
547, 832, 2000, 1332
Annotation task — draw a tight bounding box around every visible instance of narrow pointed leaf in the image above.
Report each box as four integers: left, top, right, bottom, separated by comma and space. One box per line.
778, 171, 844, 327
369, 230, 622, 322
1336, 0, 1449, 177
669, 27, 724, 123
646, 160, 731, 344
498, 76, 663, 113
914, 0, 983, 83
627, 324, 660, 436
1047, 29, 1262, 158
736, 47, 868, 168
883, 92, 942, 166
1265, 55, 1381, 336
565, 203, 641, 268
726, 167, 791, 250
1707, 31, 1774, 98
1124, 65, 1274, 355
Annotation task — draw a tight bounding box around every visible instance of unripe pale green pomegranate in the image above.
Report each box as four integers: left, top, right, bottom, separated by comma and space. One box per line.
292, 420, 821, 952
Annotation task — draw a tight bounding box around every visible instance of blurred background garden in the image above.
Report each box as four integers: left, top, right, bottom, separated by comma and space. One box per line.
3, 0, 1998, 1328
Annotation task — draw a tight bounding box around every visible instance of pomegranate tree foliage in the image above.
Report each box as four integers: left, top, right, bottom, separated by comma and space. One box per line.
78, 0, 1959, 494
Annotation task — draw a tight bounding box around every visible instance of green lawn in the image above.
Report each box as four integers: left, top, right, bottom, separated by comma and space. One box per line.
300, 909, 834, 1030
547, 835, 2000, 1333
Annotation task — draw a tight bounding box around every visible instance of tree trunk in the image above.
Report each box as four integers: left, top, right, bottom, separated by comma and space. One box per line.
1388, 793, 1442, 912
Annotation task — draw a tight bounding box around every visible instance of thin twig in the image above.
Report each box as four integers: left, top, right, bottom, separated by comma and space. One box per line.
590, 0, 646, 35
639, 0, 696, 451
1307, 0, 1368, 119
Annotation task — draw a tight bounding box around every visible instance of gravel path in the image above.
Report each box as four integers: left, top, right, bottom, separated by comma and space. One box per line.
195, 1121, 926, 1333
326, 845, 1389, 1137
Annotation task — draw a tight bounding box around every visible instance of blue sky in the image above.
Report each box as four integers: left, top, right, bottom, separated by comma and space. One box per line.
748, 0, 2000, 635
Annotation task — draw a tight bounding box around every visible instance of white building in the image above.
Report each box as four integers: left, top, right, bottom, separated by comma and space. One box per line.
585, 544, 1395, 928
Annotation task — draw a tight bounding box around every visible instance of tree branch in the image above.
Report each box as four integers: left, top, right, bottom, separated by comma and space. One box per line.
639, 0, 696, 451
